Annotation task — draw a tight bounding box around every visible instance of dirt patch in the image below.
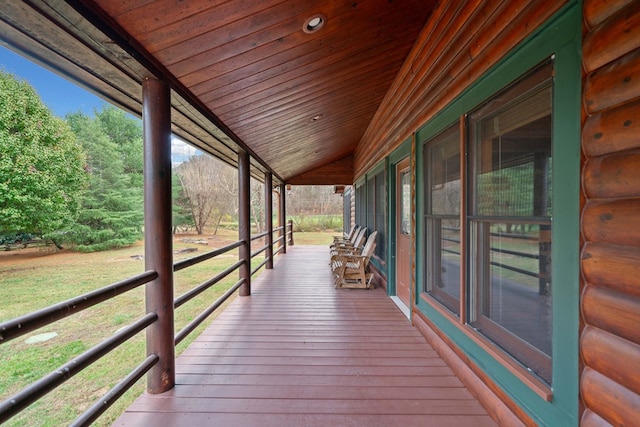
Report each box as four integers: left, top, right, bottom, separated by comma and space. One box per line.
0, 231, 239, 268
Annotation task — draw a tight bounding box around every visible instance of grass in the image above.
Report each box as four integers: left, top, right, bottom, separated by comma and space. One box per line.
0, 229, 335, 426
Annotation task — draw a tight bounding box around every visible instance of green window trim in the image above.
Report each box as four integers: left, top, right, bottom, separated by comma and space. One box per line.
415, 3, 581, 426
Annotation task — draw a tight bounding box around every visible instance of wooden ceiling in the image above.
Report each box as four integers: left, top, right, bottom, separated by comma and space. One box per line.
0, 0, 434, 184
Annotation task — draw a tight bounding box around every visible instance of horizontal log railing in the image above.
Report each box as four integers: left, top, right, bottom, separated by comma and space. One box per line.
0, 270, 157, 343
0, 223, 293, 425
439, 226, 549, 281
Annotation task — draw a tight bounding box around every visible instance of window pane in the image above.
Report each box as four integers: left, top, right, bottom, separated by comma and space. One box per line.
469, 61, 553, 384
424, 124, 460, 314
374, 171, 386, 260
470, 221, 552, 381
401, 171, 410, 235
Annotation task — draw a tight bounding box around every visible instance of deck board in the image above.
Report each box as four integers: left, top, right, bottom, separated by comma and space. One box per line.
114, 245, 497, 426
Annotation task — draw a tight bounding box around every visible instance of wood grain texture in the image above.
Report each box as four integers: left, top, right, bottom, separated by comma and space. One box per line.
581, 326, 640, 396
287, 155, 353, 185
581, 367, 640, 427
413, 312, 530, 426
583, 0, 640, 73
582, 100, 640, 156
581, 3, 640, 425
583, 48, 640, 115
115, 246, 497, 426
93, 0, 435, 182
584, 0, 635, 29
582, 285, 640, 346
581, 198, 640, 246
581, 409, 614, 427
582, 242, 640, 297
354, 0, 565, 178
583, 150, 640, 198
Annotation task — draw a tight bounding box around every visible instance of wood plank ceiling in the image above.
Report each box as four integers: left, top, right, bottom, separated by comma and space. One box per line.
1, 0, 434, 184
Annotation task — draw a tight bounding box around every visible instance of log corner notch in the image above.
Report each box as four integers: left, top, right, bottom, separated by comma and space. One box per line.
581, 0, 640, 425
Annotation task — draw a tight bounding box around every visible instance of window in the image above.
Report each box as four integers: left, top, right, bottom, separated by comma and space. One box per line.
400, 171, 411, 235
424, 124, 461, 315
365, 170, 386, 261
374, 171, 386, 259
423, 60, 553, 384
355, 183, 366, 228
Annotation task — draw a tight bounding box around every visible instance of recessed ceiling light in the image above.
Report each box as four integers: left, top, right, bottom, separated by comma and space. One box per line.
311, 114, 323, 122
303, 14, 326, 34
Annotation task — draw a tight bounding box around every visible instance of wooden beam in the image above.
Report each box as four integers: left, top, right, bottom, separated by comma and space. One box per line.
265, 172, 274, 269
142, 78, 175, 394
238, 150, 251, 296
279, 184, 287, 255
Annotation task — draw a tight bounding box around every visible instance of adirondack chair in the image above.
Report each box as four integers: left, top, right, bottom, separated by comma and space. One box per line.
332, 231, 377, 289
329, 227, 366, 262
330, 225, 361, 249
332, 224, 357, 244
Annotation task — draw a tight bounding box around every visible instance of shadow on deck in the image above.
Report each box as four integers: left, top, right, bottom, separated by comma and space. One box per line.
115, 245, 496, 426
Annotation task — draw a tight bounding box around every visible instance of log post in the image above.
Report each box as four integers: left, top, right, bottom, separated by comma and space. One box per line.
238, 150, 251, 296
142, 78, 175, 394
288, 219, 294, 246
279, 183, 287, 254
265, 172, 274, 269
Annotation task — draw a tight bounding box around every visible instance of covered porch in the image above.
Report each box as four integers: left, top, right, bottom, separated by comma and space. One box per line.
115, 245, 496, 427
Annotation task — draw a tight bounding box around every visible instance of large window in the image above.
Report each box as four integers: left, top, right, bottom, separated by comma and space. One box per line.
424, 125, 461, 315
373, 171, 386, 260
423, 60, 553, 384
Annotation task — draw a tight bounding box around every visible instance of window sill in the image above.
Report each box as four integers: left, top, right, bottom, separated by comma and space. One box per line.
419, 293, 553, 402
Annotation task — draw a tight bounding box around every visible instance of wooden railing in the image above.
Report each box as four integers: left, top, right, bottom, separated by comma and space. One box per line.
440, 224, 550, 292
0, 222, 293, 425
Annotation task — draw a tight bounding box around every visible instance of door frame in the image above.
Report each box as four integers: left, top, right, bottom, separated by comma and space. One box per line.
388, 138, 412, 302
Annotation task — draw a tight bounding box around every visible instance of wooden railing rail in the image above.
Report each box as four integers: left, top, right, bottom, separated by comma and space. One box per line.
174, 260, 245, 309
0, 312, 158, 424
287, 219, 294, 246
0, 270, 157, 344
251, 258, 270, 276
0, 223, 293, 425
173, 240, 244, 272
174, 278, 245, 345
71, 353, 159, 427
251, 231, 269, 241
251, 244, 269, 258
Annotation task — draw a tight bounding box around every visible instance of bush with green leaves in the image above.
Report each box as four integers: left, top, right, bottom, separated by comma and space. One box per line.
0, 70, 88, 241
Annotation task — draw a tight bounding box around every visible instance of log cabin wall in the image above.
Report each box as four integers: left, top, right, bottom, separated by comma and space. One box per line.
581, 1, 640, 426
353, 0, 567, 178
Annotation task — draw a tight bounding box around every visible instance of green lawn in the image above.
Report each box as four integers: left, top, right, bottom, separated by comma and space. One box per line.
0, 230, 334, 426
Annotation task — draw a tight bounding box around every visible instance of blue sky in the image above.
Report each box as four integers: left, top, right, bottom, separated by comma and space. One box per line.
0, 45, 197, 160
0, 46, 107, 117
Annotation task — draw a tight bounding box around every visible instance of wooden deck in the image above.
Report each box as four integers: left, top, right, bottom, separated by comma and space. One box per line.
115, 245, 497, 426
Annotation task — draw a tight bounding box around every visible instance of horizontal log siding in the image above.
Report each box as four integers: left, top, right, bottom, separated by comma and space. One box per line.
353, 0, 566, 178
581, 1, 640, 426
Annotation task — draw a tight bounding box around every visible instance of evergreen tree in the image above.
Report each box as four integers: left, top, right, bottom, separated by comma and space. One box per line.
65, 107, 143, 251
0, 70, 88, 245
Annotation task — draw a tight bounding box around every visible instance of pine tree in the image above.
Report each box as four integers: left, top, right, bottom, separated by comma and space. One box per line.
65, 107, 144, 251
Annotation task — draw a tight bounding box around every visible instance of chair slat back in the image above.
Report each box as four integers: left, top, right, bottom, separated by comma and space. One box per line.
361, 231, 377, 258
351, 227, 366, 248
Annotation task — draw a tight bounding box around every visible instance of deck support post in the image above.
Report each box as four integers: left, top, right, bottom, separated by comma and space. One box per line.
265, 172, 274, 269
142, 78, 175, 394
279, 183, 287, 254
238, 149, 251, 296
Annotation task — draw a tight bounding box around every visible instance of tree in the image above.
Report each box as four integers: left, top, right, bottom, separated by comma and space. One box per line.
0, 70, 88, 243
172, 171, 194, 233
175, 155, 236, 235
65, 107, 144, 251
